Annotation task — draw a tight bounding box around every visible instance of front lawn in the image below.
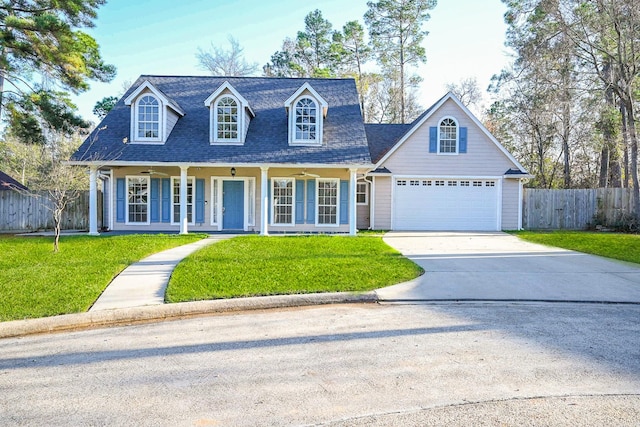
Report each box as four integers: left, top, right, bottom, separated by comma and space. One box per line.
166, 235, 423, 302
0, 233, 205, 321
514, 231, 640, 265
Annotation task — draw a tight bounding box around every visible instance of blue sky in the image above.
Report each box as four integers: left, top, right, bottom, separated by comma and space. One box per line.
74, 0, 512, 121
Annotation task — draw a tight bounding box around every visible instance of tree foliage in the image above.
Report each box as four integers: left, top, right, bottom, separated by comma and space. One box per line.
365, 0, 436, 123
196, 36, 259, 76
0, 0, 115, 143
92, 95, 118, 119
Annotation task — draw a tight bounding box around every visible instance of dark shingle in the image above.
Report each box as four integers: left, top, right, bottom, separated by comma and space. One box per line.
0, 170, 28, 191
73, 76, 371, 166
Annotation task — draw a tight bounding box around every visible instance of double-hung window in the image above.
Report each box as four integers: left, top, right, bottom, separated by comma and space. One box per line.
317, 179, 338, 226
137, 95, 160, 140
172, 177, 194, 224
356, 182, 368, 205
295, 97, 317, 142
439, 118, 458, 154
127, 177, 149, 224
272, 178, 294, 225
215, 96, 239, 141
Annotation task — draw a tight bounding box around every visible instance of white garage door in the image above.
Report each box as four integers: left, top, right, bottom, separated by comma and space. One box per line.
393, 178, 500, 231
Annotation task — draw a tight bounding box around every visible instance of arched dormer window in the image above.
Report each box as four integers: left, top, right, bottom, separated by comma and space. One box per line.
137, 95, 160, 140
204, 81, 253, 145
285, 82, 327, 146
438, 117, 458, 154
295, 97, 317, 141
124, 80, 185, 144
215, 96, 239, 141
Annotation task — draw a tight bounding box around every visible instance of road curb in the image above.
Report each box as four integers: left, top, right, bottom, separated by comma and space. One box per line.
0, 292, 379, 339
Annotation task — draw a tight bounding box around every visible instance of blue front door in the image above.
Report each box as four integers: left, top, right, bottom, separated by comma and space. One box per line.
223, 180, 244, 230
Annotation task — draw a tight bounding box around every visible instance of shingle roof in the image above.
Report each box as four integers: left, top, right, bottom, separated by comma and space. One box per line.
364, 123, 412, 163
0, 170, 28, 191
72, 75, 371, 166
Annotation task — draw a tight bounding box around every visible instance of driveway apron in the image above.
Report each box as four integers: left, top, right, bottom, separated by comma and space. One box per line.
379, 231, 640, 303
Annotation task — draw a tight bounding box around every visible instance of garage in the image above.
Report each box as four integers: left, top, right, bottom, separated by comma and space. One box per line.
393, 178, 500, 231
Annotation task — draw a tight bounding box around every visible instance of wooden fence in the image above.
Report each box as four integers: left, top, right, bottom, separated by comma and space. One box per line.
523, 188, 634, 230
0, 191, 102, 232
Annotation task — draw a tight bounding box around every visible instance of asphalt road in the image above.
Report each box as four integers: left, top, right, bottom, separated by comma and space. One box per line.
1, 303, 639, 426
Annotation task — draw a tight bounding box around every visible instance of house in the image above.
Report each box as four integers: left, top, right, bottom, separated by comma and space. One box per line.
0, 170, 28, 192
70, 75, 529, 235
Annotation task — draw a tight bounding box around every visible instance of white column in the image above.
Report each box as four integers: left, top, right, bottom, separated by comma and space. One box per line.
260, 167, 269, 236
179, 165, 189, 234
349, 168, 357, 236
88, 166, 99, 236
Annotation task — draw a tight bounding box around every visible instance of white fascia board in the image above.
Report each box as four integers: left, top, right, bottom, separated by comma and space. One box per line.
123, 80, 185, 116
67, 160, 375, 170
284, 82, 329, 117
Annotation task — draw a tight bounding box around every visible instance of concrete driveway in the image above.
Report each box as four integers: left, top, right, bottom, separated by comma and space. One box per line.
379, 231, 640, 303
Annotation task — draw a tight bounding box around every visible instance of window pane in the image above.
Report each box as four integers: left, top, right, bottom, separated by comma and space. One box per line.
273, 179, 293, 224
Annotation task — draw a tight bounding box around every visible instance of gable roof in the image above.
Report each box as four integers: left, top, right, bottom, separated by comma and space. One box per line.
0, 170, 28, 191
368, 92, 528, 173
123, 80, 185, 117
72, 76, 371, 167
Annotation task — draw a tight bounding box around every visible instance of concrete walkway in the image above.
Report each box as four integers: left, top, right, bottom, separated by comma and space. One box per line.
89, 235, 236, 311
379, 231, 640, 303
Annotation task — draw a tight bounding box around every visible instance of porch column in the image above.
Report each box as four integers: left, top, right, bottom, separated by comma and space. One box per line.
88, 166, 99, 236
349, 168, 357, 236
260, 167, 269, 236
179, 165, 189, 234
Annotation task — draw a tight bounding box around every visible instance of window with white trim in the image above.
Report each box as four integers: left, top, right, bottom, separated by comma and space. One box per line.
172, 177, 194, 224
127, 177, 149, 223
272, 178, 294, 225
136, 95, 160, 140
439, 118, 457, 154
356, 182, 368, 205
211, 178, 219, 225
215, 96, 239, 141
295, 97, 317, 142
317, 179, 338, 226
247, 178, 255, 226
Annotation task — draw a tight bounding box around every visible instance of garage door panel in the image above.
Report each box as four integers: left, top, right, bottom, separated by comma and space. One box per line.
393, 179, 499, 231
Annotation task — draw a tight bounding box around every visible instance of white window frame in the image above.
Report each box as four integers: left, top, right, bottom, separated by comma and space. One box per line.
437, 116, 459, 155
211, 177, 220, 227
170, 176, 195, 225
316, 178, 340, 227
133, 95, 163, 143
290, 96, 322, 146
356, 181, 369, 205
125, 176, 150, 225
211, 95, 242, 145
271, 177, 295, 226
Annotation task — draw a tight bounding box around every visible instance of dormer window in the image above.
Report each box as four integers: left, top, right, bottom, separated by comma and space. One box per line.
285, 82, 328, 147
295, 97, 317, 141
205, 81, 254, 145
216, 96, 239, 141
124, 80, 185, 144
137, 95, 160, 140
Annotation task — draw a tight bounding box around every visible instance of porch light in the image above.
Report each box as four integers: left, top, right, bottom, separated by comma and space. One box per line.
230, 167, 236, 177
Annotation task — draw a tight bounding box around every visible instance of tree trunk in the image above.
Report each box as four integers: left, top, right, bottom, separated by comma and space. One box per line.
623, 96, 640, 218
620, 100, 630, 188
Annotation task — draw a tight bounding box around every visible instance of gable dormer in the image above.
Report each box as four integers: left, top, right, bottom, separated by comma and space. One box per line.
124, 81, 185, 144
284, 82, 328, 146
204, 81, 254, 145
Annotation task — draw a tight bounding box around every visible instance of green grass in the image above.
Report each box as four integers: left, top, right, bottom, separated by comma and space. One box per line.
0, 233, 205, 321
514, 231, 640, 265
166, 235, 423, 302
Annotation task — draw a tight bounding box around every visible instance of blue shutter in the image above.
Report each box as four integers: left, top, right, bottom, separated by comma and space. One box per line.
459, 127, 468, 153
306, 179, 315, 224
161, 178, 171, 223
116, 178, 125, 223
150, 178, 160, 222
295, 180, 305, 224
195, 179, 205, 223
340, 180, 349, 225
429, 126, 437, 153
